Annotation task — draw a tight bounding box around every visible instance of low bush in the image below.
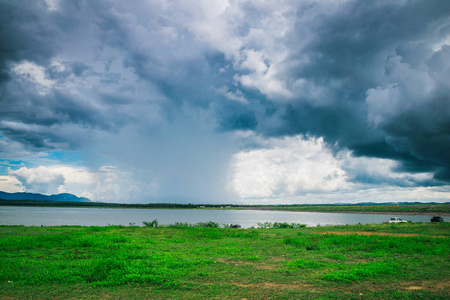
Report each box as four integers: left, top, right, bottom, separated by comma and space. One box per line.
142, 219, 158, 228
163, 221, 221, 228
257, 222, 306, 229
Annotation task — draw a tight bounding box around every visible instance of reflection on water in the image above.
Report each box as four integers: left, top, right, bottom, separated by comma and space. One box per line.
0, 206, 434, 228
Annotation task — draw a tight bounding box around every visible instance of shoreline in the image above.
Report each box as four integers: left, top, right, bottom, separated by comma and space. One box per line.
242, 207, 450, 216
1, 203, 449, 217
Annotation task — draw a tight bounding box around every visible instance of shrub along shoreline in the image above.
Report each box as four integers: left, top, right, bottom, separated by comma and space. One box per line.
0, 222, 449, 299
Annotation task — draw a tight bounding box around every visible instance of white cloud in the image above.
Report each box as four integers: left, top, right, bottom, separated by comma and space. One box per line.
12, 61, 54, 95
187, 0, 242, 59
44, 0, 60, 11
6, 164, 157, 202
216, 86, 249, 104
240, 49, 268, 73
319, 185, 450, 204
337, 151, 434, 187
228, 135, 347, 199
237, 64, 293, 99
182, 0, 296, 100
228, 134, 437, 201
0, 176, 25, 193
280, 185, 450, 205
8, 165, 94, 195
431, 35, 450, 52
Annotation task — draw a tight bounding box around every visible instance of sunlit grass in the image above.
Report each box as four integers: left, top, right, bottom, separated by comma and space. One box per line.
0, 222, 449, 299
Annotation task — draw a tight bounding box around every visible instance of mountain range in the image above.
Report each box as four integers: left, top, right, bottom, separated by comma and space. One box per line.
0, 191, 91, 202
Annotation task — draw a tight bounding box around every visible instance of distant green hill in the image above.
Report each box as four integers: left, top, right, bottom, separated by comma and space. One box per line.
0, 191, 91, 202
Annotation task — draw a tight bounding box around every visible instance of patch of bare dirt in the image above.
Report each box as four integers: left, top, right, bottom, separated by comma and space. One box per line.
232, 282, 311, 291
406, 286, 423, 290
215, 258, 227, 263
256, 263, 278, 270
214, 258, 278, 270
435, 281, 450, 290
319, 231, 434, 237
271, 256, 287, 262
399, 281, 450, 292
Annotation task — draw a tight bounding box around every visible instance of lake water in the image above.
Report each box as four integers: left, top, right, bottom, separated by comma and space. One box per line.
0, 206, 435, 228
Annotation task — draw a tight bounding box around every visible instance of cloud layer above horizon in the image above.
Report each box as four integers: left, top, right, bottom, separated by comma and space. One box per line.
1, 0, 449, 203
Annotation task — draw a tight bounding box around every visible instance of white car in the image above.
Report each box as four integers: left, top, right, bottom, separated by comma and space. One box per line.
384, 217, 408, 224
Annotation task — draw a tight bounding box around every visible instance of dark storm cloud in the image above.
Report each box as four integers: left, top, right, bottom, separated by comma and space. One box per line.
0, 1, 72, 150
379, 95, 450, 179
266, 0, 450, 184
289, 0, 449, 84
93, 5, 261, 134
0, 75, 131, 152
217, 103, 258, 131
1, 0, 449, 199
0, 1, 55, 81
0, 1, 134, 154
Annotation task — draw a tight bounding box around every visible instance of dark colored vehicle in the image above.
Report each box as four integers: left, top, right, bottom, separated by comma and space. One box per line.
431, 216, 444, 222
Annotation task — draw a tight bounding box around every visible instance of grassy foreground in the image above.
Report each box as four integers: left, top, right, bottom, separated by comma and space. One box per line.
0, 223, 449, 299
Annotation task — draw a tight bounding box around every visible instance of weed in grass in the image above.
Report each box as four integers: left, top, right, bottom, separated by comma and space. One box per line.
322, 262, 399, 283
325, 253, 348, 261
287, 259, 327, 269
244, 255, 261, 262
284, 236, 320, 251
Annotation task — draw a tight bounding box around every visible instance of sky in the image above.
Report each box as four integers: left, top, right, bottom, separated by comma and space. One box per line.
1, 0, 450, 204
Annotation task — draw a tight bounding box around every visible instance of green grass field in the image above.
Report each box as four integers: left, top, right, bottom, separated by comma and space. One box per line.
1, 222, 449, 299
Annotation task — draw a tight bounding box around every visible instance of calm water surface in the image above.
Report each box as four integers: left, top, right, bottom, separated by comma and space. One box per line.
0, 206, 435, 228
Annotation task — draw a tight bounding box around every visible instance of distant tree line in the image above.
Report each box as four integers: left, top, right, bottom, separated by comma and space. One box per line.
0, 199, 448, 213
0, 199, 240, 209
